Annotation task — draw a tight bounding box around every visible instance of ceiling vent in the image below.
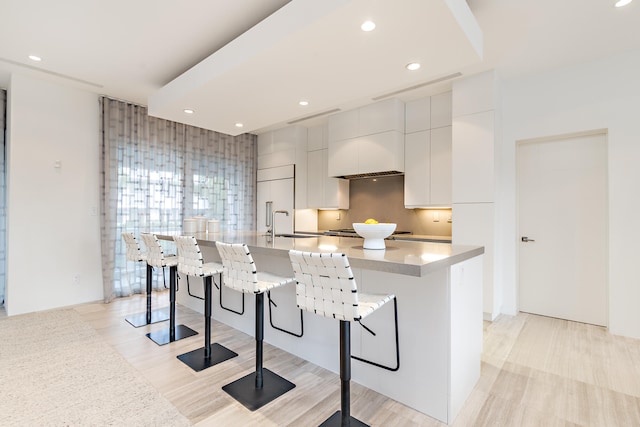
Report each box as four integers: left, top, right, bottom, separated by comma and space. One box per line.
371, 72, 462, 101
287, 108, 341, 125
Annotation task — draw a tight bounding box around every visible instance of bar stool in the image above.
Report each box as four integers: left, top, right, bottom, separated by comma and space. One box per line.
216, 241, 296, 411
140, 233, 198, 346
289, 250, 398, 427
122, 233, 170, 327
173, 235, 237, 371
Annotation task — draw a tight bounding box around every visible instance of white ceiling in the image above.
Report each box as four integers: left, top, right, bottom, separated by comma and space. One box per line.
1, 0, 640, 135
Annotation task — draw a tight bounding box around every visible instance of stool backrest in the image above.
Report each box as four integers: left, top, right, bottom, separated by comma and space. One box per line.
122, 232, 144, 262
215, 242, 259, 293
140, 233, 170, 268
173, 235, 206, 277
288, 250, 359, 321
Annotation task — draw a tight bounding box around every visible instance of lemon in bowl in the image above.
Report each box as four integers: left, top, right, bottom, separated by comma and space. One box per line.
352, 222, 396, 250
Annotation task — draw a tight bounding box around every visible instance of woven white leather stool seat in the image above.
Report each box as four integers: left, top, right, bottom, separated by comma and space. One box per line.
216, 242, 295, 294
122, 232, 147, 262
140, 233, 197, 345
140, 233, 177, 269
122, 233, 168, 327
173, 236, 237, 371
289, 250, 399, 427
216, 241, 296, 411
291, 251, 394, 321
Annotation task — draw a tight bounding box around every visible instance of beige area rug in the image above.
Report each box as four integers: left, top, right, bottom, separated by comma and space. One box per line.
0, 309, 191, 426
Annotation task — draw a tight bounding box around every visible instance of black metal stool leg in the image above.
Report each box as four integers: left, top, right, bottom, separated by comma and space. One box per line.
125, 263, 170, 327
177, 275, 237, 371
319, 320, 369, 427
146, 265, 198, 345
222, 292, 295, 411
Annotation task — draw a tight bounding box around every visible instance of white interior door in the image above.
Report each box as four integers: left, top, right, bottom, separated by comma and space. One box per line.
517, 131, 608, 326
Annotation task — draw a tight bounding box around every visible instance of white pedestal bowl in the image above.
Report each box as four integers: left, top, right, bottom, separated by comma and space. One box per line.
353, 223, 397, 250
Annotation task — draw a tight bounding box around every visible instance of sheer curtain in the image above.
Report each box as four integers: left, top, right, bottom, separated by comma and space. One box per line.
99, 97, 256, 302
0, 89, 6, 306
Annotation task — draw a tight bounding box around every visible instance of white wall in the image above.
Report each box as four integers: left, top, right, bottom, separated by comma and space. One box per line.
500, 48, 640, 338
6, 74, 103, 315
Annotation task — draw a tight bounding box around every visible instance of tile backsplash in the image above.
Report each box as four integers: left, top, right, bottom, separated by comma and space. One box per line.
317, 175, 452, 236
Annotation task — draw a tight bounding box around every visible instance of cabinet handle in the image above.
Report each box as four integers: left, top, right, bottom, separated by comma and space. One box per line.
521, 236, 535, 243
266, 201, 273, 227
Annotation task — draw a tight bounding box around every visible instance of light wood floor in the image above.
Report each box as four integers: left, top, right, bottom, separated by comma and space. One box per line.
72, 292, 640, 426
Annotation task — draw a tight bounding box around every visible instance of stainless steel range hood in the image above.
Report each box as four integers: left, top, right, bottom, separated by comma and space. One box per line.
337, 170, 404, 180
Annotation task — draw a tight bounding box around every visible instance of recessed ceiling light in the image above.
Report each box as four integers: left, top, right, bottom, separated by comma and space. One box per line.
299, 100, 309, 106
361, 21, 376, 32
406, 62, 421, 71
28, 55, 42, 62
615, 0, 633, 6
183, 109, 194, 114
235, 123, 244, 128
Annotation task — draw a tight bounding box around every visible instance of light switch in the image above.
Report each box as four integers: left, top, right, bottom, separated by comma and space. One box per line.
433, 212, 440, 222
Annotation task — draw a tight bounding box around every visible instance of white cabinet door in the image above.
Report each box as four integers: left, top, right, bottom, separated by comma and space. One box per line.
404, 127, 452, 208
358, 98, 405, 135
307, 123, 327, 151
405, 97, 431, 134
431, 92, 452, 129
257, 178, 294, 234
328, 100, 405, 177
430, 126, 452, 206
307, 150, 324, 208
328, 138, 359, 177
328, 109, 359, 141
404, 131, 430, 207
358, 131, 404, 175
308, 149, 349, 209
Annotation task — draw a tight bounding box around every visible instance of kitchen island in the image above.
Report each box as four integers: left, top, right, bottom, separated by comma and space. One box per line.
158, 231, 483, 424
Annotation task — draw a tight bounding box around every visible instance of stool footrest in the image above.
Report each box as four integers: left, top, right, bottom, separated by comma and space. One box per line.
146, 324, 198, 346
177, 343, 237, 372
222, 368, 295, 411
319, 411, 369, 427
125, 308, 169, 327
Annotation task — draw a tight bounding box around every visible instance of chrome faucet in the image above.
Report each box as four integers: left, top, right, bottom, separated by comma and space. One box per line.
270, 210, 289, 240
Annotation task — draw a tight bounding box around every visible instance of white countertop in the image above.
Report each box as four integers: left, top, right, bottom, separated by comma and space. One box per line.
156, 230, 482, 277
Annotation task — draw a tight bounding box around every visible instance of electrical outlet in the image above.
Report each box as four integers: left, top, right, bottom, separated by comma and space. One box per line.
72, 274, 80, 285
336, 211, 341, 221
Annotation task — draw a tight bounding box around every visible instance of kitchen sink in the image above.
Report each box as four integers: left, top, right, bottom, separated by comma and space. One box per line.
275, 233, 318, 238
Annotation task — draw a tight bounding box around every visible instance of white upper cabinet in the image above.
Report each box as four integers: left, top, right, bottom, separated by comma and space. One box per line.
404, 131, 431, 207
307, 149, 349, 209
327, 109, 359, 141
307, 124, 349, 209
431, 91, 452, 129
327, 137, 359, 178
307, 123, 328, 151
430, 126, 452, 206
404, 93, 452, 208
257, 125, 308, 209
358, 98, 405, 135
405, 97, 431, 134
358, 131, 404, 175
327, 99, 405, 177
257, 126, 306, 170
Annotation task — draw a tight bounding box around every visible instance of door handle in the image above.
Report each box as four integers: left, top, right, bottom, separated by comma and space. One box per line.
521, 236, 535, 242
